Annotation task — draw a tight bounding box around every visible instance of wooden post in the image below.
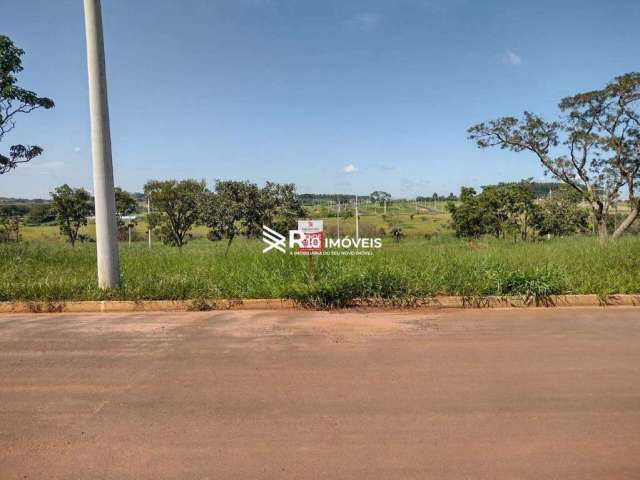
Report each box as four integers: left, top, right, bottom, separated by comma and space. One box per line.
307, 254, 313, 281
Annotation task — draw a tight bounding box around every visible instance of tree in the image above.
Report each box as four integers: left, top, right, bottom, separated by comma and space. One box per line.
468, 73, 640, 242
51, 185, 94, 246
482, 182, 539, 240
259, 182, 305, 234
200, 180, 305, 254
447, 182, 540, 240
144, 179, 205, 247
370, 191, 391, 206
533, 186, 589, 237
0, 36, 54, 174
200, 180, 259, 254
447, 187, 487, 238
114, 188, 137, 217
114, 188, 138, 241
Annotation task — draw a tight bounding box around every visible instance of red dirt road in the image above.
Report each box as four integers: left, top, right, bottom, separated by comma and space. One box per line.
1, 307, 640, 479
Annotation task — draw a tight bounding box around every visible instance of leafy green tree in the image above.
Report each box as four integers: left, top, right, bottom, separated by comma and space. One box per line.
200, 180, 259, 254
370, 191, 391, 206
447, 187, 486, 238
144, 179, 205, 247
114, 188, 137, 217
259, 182, 305, 234
448, 182, 540, 240
51, 185, 94, 246
114, 188, 138, 241
481, 182, 539, 240
200, 180, 305, 254
0, 36, 54, 174
533, 186, 589, 237
468, 73, 640, 242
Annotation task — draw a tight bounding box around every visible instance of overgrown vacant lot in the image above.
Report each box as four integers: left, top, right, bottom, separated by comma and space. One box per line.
2, 236, 640, 306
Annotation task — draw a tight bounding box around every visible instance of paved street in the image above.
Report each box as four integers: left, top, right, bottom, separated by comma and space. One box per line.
1, 307, 639, 479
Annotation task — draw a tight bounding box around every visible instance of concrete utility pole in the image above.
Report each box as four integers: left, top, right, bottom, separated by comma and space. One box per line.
355, 194, 360, 240
336, 198, 341, 239
147, 195, 152, 248
84, 0, 120, 288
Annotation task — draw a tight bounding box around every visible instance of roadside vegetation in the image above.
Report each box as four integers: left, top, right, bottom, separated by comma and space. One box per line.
1, 236, 640, 307
2, 178, 640, 308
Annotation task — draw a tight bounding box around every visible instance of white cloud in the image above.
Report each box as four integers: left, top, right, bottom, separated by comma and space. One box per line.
342, 164, 358, 174
503, 50, 522, 66
345, 12, 381, 31
74, 146, 81, 153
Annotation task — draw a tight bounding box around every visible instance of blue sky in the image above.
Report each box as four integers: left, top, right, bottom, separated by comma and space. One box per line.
2, 0, 639, 198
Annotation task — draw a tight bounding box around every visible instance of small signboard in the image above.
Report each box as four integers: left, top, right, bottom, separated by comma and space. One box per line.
298, 220, 324, 253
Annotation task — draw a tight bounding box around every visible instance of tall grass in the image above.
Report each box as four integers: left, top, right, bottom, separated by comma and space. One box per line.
1, 236, 640, 305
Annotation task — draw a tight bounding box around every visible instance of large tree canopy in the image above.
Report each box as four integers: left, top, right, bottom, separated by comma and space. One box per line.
200, 180, 304, 254
447, 182, 540, 240
145, 179, 206, 247
369, 191, 391, 206
50, 185, 94, 246
0, 35, 54, 174
468, 73, 640, 242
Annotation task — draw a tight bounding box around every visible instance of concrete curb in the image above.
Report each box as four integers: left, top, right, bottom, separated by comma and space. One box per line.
0, 299, 294, 314
1, 295, 640, 314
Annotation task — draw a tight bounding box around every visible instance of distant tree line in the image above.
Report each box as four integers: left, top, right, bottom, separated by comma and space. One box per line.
0, 197, 49, 204
298, 194, 368, 203
301, 191, 463, 204
417, 193, 458, 202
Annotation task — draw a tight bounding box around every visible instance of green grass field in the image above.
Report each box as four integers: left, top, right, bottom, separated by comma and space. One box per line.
2, 235, 640, 307
4, 201, 639, 307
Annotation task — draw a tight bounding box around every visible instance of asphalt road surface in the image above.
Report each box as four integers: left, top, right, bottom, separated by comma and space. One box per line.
1, 307, 639, 479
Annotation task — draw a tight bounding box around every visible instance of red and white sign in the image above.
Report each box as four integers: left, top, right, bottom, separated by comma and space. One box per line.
297, 220, 324, 253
